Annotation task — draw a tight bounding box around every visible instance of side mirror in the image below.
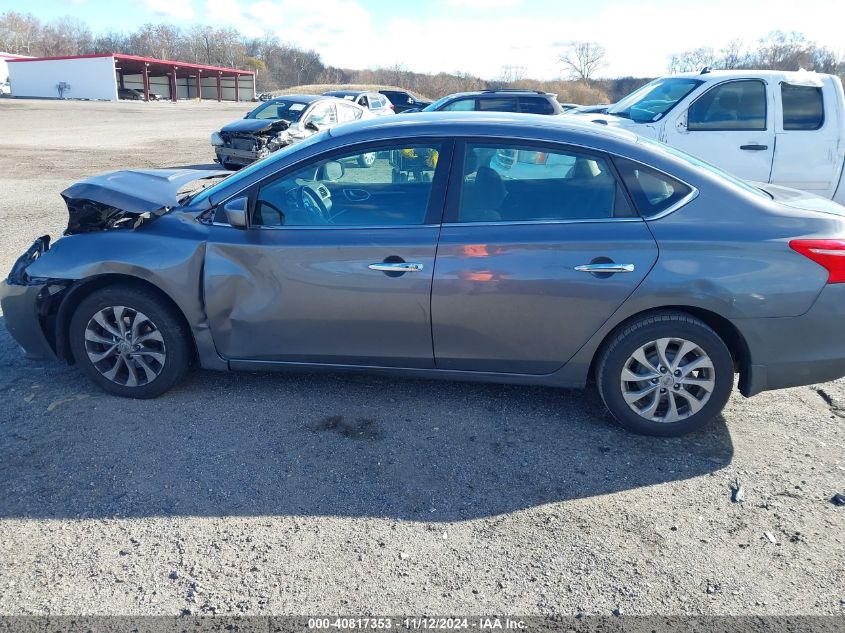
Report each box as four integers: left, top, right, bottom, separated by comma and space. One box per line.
319, 160, 345, 182
304, 121, 320, 132
244, 111, 252, 118
222, 196, 248, 228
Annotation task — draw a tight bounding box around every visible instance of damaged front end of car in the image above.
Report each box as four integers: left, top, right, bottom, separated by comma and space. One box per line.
60, 167, 229, 234
1, 167, 229, 362
213, 119, 295, 167
2, 235, 72, 360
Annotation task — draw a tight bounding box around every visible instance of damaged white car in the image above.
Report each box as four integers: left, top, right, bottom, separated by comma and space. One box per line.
211, 94, 373, 168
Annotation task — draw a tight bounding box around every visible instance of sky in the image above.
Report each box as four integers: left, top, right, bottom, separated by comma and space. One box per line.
7, 0, 845, 79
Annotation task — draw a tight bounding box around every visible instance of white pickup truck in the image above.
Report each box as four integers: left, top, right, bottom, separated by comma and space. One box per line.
576, 69, 845, 203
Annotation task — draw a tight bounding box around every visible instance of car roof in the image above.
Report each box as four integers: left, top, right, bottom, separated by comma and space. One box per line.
443, 90, 554, 99
327, 111, 637, 146
270, 94, 325, 104
324, 90, 373, 97
668, 69, 831, 85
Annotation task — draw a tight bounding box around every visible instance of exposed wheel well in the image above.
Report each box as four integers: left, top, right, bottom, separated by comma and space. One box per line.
53, 274, 197, 365
590, 306, 750, 389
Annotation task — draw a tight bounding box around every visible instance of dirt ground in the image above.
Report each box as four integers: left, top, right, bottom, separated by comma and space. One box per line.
0, 98, 843, 618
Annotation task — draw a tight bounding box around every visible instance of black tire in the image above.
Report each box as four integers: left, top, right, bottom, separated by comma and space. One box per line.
69, 285, 193, 398
596, 312, 734, 436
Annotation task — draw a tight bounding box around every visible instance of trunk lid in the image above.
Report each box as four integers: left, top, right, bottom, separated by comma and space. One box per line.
756, 182, 845, 217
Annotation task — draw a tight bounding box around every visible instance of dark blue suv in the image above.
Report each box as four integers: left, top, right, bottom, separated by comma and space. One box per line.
421, 89, 562, 115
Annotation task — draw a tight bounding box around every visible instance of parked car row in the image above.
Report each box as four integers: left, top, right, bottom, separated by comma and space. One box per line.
211, 89, 565, 168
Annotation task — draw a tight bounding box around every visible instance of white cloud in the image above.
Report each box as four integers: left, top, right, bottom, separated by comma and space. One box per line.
445, 0, 521, 7
143, 0, 195, 21
199, 0, 845, 80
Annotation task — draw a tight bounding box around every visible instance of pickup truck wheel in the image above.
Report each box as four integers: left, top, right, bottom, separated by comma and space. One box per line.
596, 313, 734, 436
69, 286, 192, 398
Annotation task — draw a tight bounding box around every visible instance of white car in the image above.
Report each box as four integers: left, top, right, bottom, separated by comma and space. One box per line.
0, 81, 10, 95
570, 69, 845, 203
489, 148, 576, 179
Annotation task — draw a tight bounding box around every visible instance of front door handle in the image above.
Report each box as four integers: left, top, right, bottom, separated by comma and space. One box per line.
574, 263, 635, 274
740, 144, 768, 151
368, 262, 424, 272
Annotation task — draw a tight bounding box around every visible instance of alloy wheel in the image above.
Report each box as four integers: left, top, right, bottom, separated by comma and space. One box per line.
620, 337, 715, 424
83, 305, 166, 387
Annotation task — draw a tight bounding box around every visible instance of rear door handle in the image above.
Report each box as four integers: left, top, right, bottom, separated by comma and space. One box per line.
740, 144, 768, 151
574, 263, 635, 274
368, 262, 424, 272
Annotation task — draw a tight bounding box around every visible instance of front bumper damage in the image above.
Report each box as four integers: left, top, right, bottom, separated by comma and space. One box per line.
215, 146, 272, 166
1, 236, 68, 361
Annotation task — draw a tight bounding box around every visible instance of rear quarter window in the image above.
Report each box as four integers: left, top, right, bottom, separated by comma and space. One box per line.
781, 83, 824, 130
615, 157, 694, 218
519, 96, 555, 114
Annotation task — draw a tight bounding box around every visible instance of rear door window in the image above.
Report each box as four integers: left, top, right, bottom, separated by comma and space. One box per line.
688, 80, 767, 131
781, 83, 824, 130
454, 142, 632, 223
477, 97, 519, 112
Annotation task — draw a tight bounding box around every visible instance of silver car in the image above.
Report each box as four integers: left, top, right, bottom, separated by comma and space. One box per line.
4, 113, 845, 436
211, 94, 371, 168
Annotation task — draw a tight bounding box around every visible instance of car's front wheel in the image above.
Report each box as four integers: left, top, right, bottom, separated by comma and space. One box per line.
69, 285, 192, 398
596, 312, 734, 436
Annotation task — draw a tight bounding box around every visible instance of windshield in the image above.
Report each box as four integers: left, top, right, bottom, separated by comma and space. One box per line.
638, 136, 770, 199
608, 78, 702, 123
247, 99, 309, 121
189, 130, 332, 205
423, 95, 458, 112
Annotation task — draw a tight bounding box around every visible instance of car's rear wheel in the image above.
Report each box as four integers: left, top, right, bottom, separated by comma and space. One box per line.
69, 285, 192, 398
596, 312, 734, 436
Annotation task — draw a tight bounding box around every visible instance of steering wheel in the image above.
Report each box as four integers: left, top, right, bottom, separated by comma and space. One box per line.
300, 186, 331, 224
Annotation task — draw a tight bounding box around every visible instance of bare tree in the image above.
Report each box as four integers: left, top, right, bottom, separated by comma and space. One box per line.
0, 12, 42, 55
668, 47, 717, 73
719, 39, 746, 69
498, 64, 526, 83
559, 41, 606, 82
40, 17, 92, 56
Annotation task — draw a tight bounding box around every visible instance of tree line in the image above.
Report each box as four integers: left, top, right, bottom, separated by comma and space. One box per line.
3, 11, 842, 105
0, 12, 627, 103
668, 30, 844, 77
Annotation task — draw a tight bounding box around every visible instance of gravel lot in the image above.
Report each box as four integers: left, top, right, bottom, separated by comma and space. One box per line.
0, 99, 843, 618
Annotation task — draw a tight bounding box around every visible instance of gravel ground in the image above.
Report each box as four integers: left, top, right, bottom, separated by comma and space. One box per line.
0, 99, 843, 617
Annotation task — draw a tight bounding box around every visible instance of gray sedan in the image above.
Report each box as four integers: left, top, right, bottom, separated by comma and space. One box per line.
4, 113, 845, 436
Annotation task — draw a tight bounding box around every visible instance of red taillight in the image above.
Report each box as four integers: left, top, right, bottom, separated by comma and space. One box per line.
789, 239, 845, 283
